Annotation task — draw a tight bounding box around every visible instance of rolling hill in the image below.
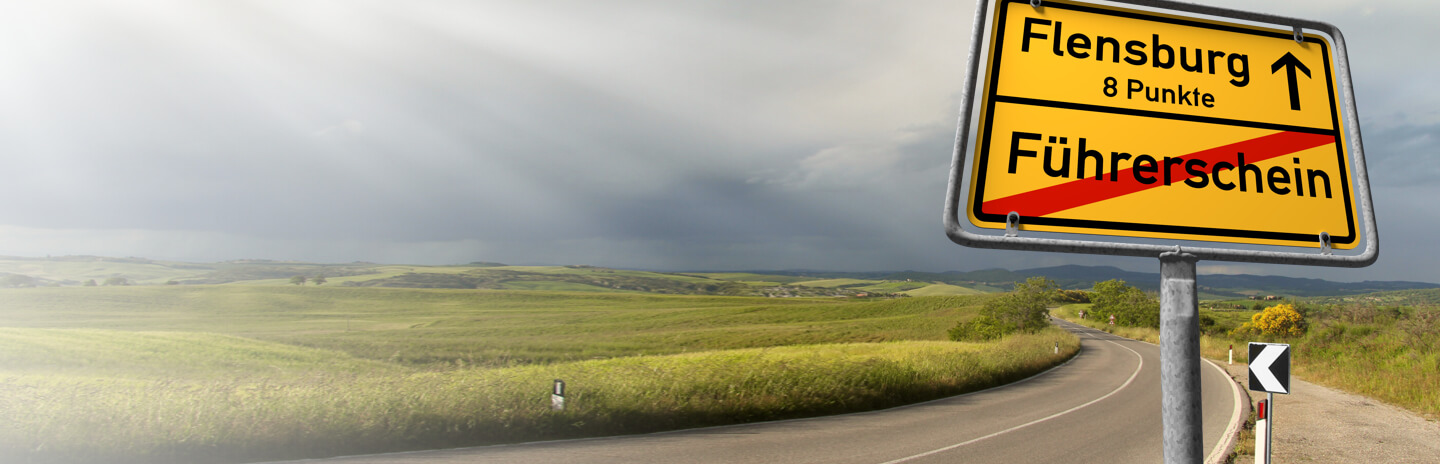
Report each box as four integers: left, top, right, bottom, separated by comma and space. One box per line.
735, 266, 1439, 298
2, 256, 1435, 299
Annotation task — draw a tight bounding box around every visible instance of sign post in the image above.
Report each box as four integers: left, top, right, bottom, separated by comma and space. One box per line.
1160, 252, 1202, 462
1248, 342, 1291, 464
945, 1, 1374, 463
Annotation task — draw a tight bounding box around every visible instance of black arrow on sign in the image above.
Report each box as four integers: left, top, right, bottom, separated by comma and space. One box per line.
1271, 52, 1312, 111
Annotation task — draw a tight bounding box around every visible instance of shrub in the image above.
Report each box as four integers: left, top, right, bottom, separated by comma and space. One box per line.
996, 278, 1056, 331
949, 277, 1056, 341
1054, 289, 1091, 304
1236, 303, 1306, 337
1397, 310, 1440, 350
1090, 279, 1160, 328
948, 315, 1008, 341
1327, 303, 1407, 324
2, 274, 37, 288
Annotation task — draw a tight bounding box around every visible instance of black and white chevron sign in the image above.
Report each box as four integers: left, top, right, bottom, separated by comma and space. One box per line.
1248, 343, 1291, 394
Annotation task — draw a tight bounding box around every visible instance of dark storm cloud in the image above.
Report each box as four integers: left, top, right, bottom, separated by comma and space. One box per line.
1362, 123, 1440, 187
1, 0, 1437, 282
0, 0, 969, 260
0, 0, 793, 242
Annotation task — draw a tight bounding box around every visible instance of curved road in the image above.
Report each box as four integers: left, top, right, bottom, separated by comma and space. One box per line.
280, 320, 1241, 464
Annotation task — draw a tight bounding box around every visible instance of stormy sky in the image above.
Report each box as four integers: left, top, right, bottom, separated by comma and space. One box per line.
1, 0, 1437, 282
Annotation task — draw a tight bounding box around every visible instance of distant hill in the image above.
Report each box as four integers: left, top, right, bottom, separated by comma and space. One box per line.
2, 256, 1434, 299
1306, 288, 1440, 307
753, 269, 1022, 289
743, 265, 1440, 298
0, 257, 886, 298
1017, 265, 1440, 298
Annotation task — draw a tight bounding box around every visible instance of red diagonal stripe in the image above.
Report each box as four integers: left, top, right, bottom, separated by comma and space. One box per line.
981, 131, 1335, 218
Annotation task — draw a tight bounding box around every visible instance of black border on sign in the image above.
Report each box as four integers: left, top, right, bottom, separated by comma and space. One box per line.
969, 0, 1357, 246
1247, 342, 1291, 394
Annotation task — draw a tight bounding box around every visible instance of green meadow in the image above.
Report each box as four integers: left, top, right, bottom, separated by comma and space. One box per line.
0, 286, 1078, 464
1053, 302, 1440, 419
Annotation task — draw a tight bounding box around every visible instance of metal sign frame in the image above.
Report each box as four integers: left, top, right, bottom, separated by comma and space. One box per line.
944, 0, 1377, 267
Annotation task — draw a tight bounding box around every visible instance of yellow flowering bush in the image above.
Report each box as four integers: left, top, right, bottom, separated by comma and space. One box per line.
1249, 303, 1306, 337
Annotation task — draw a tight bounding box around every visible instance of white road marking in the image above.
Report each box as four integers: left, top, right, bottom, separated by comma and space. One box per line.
878, 331, 1144, 464
1205, 357, 1245, 464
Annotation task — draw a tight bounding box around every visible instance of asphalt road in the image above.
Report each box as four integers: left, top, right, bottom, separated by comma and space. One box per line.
278, 320, 1241, 464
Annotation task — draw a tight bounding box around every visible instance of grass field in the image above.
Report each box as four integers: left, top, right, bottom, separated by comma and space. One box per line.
902, 283, 986, 296
1, 258, 1004, 298
1052, 303, 1440, 420
0, 257, 214, 285
0, 287, 1079, 463
680, 272, 813, 285
790, 278, 874, 288
854, 281, 931, 293
0, 286, 993, 367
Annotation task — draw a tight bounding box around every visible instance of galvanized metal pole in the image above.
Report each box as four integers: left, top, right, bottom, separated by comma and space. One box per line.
1160, 251, 1202, 464
1266, 392, 1275, 464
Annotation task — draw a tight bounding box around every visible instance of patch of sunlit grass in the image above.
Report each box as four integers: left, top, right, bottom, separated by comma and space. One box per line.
0, 328, 1077, 464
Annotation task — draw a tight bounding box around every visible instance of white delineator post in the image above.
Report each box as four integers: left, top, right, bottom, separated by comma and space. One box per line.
1229, 344, 1233, 365
1255, 399, 1269, 464
552, 379, 566, 411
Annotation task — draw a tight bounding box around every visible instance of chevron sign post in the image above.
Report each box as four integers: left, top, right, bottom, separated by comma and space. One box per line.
1248, 342, 1290, 464
1248, 342, 1291, 394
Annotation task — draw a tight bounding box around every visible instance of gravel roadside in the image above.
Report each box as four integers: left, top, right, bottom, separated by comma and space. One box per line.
1218, 362, 1440, 463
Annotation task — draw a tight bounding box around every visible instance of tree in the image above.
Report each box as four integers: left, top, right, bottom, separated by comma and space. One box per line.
1090, 279, 1132, 311
948, 314, 1008, 341
995, 277, 1058, 332
84, 279, 98, 287
1055, 289, 1091, 304
2, 274, 37, 288
313, 275, 328, 286
1090, 279, 1159, 328
103, 277, 129, 286
290, 275, 307, 286
950, 277, 1057, 341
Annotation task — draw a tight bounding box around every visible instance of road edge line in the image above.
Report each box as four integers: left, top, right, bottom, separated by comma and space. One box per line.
1204, 357, 1248, 464
1055, 313, 1249, 464
877, 332, 1144, 464
259, 333, 1088, 464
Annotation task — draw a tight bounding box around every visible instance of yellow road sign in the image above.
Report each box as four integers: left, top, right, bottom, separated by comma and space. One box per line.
962, 0, 1361, 249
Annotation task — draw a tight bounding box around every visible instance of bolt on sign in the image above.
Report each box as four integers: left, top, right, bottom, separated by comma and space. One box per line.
945, 0, 1377, 265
